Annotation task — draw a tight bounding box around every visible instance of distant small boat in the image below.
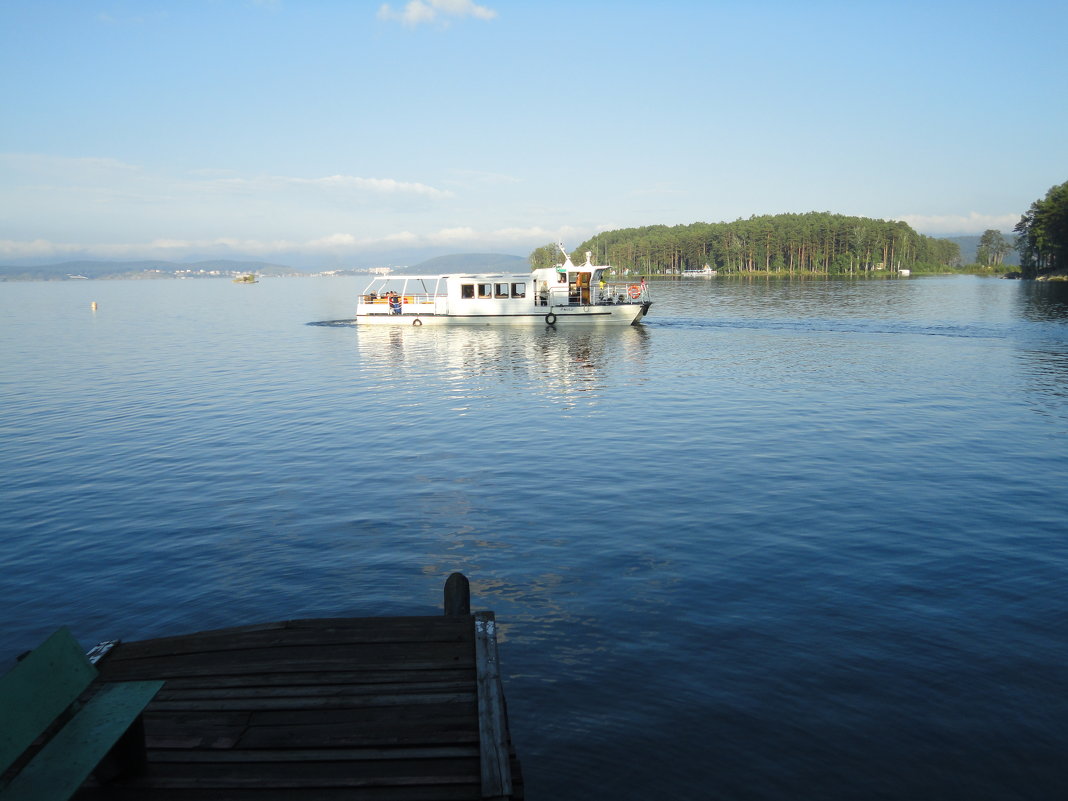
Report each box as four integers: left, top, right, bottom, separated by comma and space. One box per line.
232, 274, 258, 284
682, 265, 716, 276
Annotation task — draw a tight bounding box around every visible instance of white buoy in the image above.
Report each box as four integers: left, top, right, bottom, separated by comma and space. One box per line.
90, 302, 98, 311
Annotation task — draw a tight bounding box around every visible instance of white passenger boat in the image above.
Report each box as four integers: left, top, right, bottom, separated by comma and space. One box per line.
355, 249, 651, 326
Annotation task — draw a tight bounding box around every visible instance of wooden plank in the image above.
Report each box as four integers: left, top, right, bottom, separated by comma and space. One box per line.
147, 746, 482, 763
116, 757, 479, 786
236, 725, 480, 750
474, 612, 512, 799
0, 627, 97, 774
100, 642, 474, 681
154, 679, 474, 700
246, 700, 476, 728
147, 691, 476, 712
1, 680, 163, 801
76, 783, 484, 801
144, 710, 252, 727
105, 660, 472, 682
118, 639, 474, 665
113, 620, 471, 662
142, 707, 251, 751
139, 668, 474, 689
282, 616, 467, 631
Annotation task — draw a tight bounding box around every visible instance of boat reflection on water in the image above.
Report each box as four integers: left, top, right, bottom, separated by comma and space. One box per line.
354, 323, 651, 408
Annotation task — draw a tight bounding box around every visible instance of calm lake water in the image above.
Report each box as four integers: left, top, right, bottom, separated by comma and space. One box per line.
2, 274, 1066, 799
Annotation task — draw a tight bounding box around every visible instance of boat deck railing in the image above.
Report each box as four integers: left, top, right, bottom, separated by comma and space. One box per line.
540, 283, 650, 307
358, 283, 650, 315
360, 293, 445, 305
598, 282, 650, 305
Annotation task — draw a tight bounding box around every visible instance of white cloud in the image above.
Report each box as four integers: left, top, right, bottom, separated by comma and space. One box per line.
431, 226, 478, 243
896, 211, 1021, 235
378, 0, 496, 26
295, 175, 452, 198
0, 239, 77, 258
420, 225, 586, 248
308, 233, 358, 248
0, 237, 294, 260
1, 154, 451, 202
0, 153, 142, 179
0, 224, 587, 263
484, 225, 585, 245
193, 172, 452, 199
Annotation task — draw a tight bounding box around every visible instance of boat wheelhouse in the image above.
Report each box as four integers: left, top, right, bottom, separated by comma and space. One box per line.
355, 249, 651, 326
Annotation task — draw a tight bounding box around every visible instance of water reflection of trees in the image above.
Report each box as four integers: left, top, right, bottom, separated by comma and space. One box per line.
1013, 282, 1068, 405
1017, 280, 1068, 323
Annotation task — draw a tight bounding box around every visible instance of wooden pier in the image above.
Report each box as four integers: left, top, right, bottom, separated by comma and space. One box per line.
71, 574, 522, 800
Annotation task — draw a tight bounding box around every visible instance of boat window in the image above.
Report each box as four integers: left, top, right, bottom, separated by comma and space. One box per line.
511, 283, 526, 298
461, 284, 475, 299
478, 283, 492, 298
494, 283, 509, 298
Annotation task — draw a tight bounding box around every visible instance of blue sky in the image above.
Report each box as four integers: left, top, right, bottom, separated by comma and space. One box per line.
2, 0, 1066, 266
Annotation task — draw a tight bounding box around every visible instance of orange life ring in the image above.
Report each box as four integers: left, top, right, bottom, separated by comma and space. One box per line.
627, 284, 642, 299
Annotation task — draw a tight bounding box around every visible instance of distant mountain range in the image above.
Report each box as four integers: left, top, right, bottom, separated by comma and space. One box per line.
0, 259, 304, 281
0, 254, 530, 281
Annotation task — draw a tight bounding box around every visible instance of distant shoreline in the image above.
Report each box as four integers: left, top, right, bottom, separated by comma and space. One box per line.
0, 252, 529, 282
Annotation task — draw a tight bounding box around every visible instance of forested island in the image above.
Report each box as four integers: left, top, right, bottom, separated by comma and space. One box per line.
531, 184, 1067, 280
532, 212, 960, 276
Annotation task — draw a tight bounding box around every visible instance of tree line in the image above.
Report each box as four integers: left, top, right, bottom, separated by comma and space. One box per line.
1015, 180, 1068, 278
531, 212, 960, 275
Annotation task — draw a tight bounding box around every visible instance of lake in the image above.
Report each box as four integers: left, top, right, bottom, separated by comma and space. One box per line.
1, 274, 1066, 799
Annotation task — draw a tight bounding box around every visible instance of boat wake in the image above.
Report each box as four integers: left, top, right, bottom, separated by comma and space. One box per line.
306, 319, 358, 327
649, 316, 1017, 340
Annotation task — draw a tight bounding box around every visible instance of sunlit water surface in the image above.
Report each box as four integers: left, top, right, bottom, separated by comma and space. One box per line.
2, 275, 1066, 799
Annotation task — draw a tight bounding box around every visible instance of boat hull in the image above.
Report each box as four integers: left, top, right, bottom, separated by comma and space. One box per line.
355, 302, 650, 326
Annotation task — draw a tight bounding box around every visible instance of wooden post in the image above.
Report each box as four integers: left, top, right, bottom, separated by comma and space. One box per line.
443, 572, 470, 616
475, 611, 513, 798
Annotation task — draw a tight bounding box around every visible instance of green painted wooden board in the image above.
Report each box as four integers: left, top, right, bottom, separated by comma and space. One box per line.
0, 628, 97, 775
0, 679, 163, 801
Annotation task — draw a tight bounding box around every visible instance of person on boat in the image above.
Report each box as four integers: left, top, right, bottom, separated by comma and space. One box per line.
389, 292, 402, 314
